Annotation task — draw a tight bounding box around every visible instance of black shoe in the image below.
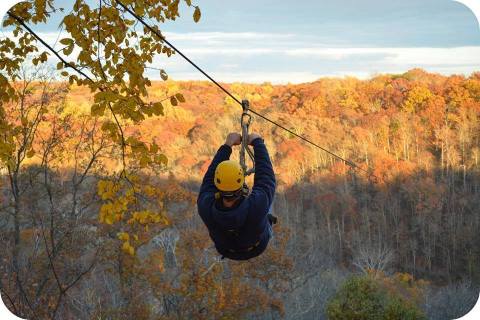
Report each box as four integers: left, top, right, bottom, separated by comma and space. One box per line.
267, 213, 278, 225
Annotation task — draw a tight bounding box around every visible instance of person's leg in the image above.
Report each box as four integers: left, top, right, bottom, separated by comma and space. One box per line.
267, 221, 273, 238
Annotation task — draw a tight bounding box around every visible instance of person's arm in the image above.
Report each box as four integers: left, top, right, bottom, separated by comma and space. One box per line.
249, 136, 276, 216
197, 133, 241, 227
198, 133, 242, 196
198, 144, 232, 196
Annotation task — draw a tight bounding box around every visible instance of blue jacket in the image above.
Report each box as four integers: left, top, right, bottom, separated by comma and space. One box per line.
197, 138, 276, 260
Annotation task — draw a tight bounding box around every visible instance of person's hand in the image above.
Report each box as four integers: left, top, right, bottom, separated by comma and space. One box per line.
247, 133, 261, 145
225, 132, 241, 147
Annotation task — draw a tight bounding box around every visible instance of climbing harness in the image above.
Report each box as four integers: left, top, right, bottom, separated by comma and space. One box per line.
227, 240, 261, 254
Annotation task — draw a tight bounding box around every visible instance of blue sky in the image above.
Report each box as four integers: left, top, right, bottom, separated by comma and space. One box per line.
3, 0, 480, 83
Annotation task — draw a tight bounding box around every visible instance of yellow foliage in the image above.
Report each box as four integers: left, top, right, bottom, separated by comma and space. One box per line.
402, 86, 433, 113
117, 232, 129, 242
97, 179, 120, 201
122, 241, 135, 256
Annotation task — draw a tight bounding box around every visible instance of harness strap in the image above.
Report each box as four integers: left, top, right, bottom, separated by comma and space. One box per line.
227, 240, 261, 253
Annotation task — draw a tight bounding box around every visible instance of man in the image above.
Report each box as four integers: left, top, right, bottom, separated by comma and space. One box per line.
197, 132, 276, 260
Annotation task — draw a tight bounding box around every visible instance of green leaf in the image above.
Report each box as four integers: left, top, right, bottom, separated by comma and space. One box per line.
56, 62, 64, 70
193, 7, 201, 23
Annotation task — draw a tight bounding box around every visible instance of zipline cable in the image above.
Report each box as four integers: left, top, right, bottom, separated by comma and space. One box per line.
247, 110, 363, 171
116, 1, 243, 106
8, 3, 373, 178
116, 1, 373, 177
6, 11, 95, 84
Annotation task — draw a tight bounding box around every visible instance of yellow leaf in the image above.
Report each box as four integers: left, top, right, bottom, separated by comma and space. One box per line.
91, 103, 106, 116
39, 52, 48, 63
68, 75, 78, 85
175, 93, 186, 103
170, 96, 178, 106
101, 121, 117, 137
122, 241, 135, 256
139, 155, 150, 167
63, 44, 74, 56
117, 232, 129, 241
104, 215, 114, 225
155, 154, 168, 166
160, 69, 168, 81
26, 149, 35, 158
150, 143, 159, 153
152, 102, 163, 116
59, 38, 73, 46
193, 7, 201, 23
94, 91, 117, 103
163, 217, 170, 226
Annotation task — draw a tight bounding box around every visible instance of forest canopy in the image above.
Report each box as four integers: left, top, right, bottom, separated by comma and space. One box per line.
1, 67, 479, 319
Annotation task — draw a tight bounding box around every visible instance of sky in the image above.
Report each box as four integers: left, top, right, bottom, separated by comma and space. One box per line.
2, 0, 480, 83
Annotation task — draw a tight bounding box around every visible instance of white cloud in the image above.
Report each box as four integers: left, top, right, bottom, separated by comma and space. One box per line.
164, 31, 295, 41
285, 46, 480, 66
173, 47, 277, 56
161, 71, 328, 84
3, 30, 479, 83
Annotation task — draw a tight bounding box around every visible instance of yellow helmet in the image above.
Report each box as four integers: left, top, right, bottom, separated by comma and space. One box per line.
214, 160, 244, 192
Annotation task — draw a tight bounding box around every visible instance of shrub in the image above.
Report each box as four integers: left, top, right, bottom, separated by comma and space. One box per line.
326, 275, 426, 320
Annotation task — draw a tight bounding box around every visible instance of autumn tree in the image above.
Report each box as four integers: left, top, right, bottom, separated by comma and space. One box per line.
1, 0, 199, 231
0, 66, 107, 318
1, 0, 202, 317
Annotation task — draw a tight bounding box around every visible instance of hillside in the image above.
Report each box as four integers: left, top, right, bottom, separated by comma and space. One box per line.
1, 68, 479, 319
